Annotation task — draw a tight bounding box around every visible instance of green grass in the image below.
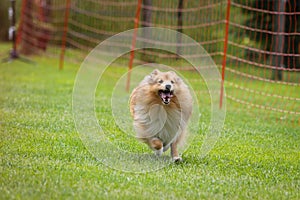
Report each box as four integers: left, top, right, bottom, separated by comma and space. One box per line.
0, 43, 299, 199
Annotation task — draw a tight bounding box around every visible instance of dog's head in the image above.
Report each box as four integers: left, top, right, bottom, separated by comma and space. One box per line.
145, 69, 183, 105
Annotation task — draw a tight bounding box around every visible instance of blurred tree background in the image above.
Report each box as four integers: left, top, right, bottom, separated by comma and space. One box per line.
240, 0, 300, 69
0, 1, 10, 41
1, 0, 299, 71
0, 0, 22, 41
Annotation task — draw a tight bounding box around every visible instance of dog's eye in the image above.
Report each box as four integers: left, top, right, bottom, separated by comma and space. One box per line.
171, 80, 175, 84
158, 80, 163, 84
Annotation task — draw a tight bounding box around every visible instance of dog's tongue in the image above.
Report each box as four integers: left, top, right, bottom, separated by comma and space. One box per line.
161, 92, 171, 99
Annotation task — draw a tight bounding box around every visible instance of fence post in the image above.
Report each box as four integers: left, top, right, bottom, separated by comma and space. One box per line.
126, 0, 143, 92
59, 0, 71, 70
220, 0, 231, 109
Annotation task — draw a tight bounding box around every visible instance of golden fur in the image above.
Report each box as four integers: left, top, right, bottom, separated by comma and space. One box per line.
129, 69, 193, 162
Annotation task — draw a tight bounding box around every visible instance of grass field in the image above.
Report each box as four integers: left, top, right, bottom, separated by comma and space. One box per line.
0, 43, 299, 199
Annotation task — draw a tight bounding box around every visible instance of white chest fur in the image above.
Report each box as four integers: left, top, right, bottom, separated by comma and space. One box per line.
134, 104, 183, 146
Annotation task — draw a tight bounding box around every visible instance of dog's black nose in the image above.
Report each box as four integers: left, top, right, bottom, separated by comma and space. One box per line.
165, 84, 171, 91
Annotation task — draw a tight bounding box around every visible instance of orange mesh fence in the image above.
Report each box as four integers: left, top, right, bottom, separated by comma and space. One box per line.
16, 0, 299, 124
17, 0, 66, 56
226, 0, 299, 124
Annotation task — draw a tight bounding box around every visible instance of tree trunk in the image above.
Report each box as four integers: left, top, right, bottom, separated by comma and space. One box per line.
177, 0, 184, 58
141, 0, 152, 61
271, 0, 286, 80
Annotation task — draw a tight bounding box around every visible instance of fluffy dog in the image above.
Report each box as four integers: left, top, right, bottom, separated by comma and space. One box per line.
129, 69, 193, 162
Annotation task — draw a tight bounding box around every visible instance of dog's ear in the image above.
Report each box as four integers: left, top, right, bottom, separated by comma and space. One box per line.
148, 69, 160, 81
151, 69, 160, 76
175, 75, 183, 84
143, 69, 159, 84
169, 71, 182, 83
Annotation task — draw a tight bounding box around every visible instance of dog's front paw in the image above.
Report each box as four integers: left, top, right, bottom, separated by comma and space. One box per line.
155, 147, 163, 156
173, 156, 183, 163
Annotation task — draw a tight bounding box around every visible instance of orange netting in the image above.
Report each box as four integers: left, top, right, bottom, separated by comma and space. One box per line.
16, 0, 299, 124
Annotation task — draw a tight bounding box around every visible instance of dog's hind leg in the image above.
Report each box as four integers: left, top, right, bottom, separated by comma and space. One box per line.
149, 138, 163, 156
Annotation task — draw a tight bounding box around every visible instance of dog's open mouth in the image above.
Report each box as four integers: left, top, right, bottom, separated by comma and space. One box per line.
158, 90, 174, 105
